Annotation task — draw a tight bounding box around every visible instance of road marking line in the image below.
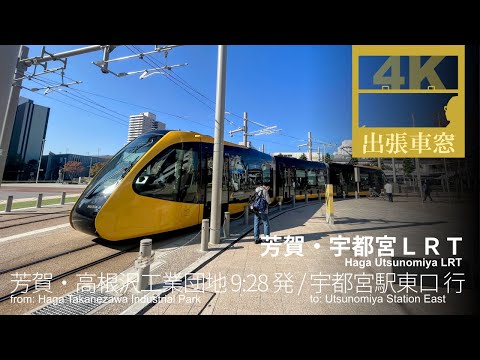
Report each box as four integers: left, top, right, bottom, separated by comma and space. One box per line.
0, 223, 71, 244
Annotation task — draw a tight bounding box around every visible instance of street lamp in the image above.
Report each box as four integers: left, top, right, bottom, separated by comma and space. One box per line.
36, 139, 46, 183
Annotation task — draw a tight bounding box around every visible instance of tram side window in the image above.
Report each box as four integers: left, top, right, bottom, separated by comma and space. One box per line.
229, 154, 247, 192
262, 162, 271, 185
307, 170, 317, 186
295, 169, 306, 188
317, 172, 326, 186
133, 144, 199, 203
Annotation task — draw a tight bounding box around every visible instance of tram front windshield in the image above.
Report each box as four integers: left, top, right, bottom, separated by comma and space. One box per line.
84, 133, 164, 199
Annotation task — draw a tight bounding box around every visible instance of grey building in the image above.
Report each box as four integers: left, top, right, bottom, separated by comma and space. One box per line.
3, 97, 49, 181
42, 153, 112, 182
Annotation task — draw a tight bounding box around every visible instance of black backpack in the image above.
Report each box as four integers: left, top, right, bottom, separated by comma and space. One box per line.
248, 189, 268, 214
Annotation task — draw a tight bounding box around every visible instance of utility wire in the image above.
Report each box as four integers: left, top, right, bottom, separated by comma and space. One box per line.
25, 70, 213, 130
125, 46, 219, 115
128, 45, 240, 127
20, 48, 307, 152
34, 75, 131, 120
22, 85, 128, 127
27, 77, 129, 125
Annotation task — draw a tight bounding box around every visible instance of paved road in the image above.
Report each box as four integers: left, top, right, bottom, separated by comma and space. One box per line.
0, 183, 87, 200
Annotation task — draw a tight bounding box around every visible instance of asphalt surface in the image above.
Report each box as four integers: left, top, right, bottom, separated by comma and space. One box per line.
0, 203, 139, 314
0, 183, 87, 201
0, 201, 212, 315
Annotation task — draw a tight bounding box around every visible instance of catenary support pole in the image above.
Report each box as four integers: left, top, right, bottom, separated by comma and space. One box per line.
209, 45, 228, 245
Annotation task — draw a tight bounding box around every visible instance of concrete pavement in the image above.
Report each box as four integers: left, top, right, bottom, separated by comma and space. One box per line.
144, 196, 476, 315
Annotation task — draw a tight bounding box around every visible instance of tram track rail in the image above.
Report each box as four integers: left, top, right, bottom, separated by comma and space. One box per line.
0, 210, 70, 224
0, 243, 98, 275
0, 214, 70, 230
0, 244, 138, 303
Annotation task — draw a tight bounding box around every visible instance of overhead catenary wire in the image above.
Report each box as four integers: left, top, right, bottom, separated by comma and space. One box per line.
33, 75, 131, 120
127, 45, 240, 127
21, 85, 129, 127
39, 65, 213, 129
130, 45, 308, 144
27, 77, 129, 126
19, 46, 308, 152
124, 46, 223, 119
24, 70, 213, 130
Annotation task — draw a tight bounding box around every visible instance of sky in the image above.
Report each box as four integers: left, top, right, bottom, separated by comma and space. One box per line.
19, 45, 353, 157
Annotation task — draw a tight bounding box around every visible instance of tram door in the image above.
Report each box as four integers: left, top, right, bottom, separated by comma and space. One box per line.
203, 152, 229, 224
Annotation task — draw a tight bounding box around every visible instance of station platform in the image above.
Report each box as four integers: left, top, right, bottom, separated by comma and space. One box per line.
142, 195, 476, 315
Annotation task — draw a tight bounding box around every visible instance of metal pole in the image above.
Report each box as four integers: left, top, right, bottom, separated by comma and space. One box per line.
377, 158, 381, 168
244, 206, 249, 225
308, 131, 312, 161
443, 158, 450, 194
261, 144, 264, 153
100, 46, 112, 74
223, 212, 230, 238
0, 46, 29, 187
5, 195, 13, 212
415, 158, 423, 200
61, 192, 66, 205
243, 112, 248, 147
201, 219, 209, 251
209, 45, 228, 245
36, 193, 43, 208
88, 156, 92, 179
20, 45, 105, 67
136, 238, 152, 292
293, 194, 296, 208
392, 158, 396, 184
36, 139, 46, 183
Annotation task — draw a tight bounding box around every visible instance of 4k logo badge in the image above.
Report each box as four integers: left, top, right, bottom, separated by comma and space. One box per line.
352, 45, 465, 158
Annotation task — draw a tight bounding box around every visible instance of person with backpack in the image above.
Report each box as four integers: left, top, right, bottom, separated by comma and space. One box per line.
252, 182, 272, 244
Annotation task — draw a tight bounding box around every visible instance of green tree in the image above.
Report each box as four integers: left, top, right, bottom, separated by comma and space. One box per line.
299, 153, 307, 160
90, 161, 107, 177
324, 153, 332, 164
349, 157, 358, 165
64, 161, 85, 179
403, 158, 415, 177
277, 153, 284, 157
